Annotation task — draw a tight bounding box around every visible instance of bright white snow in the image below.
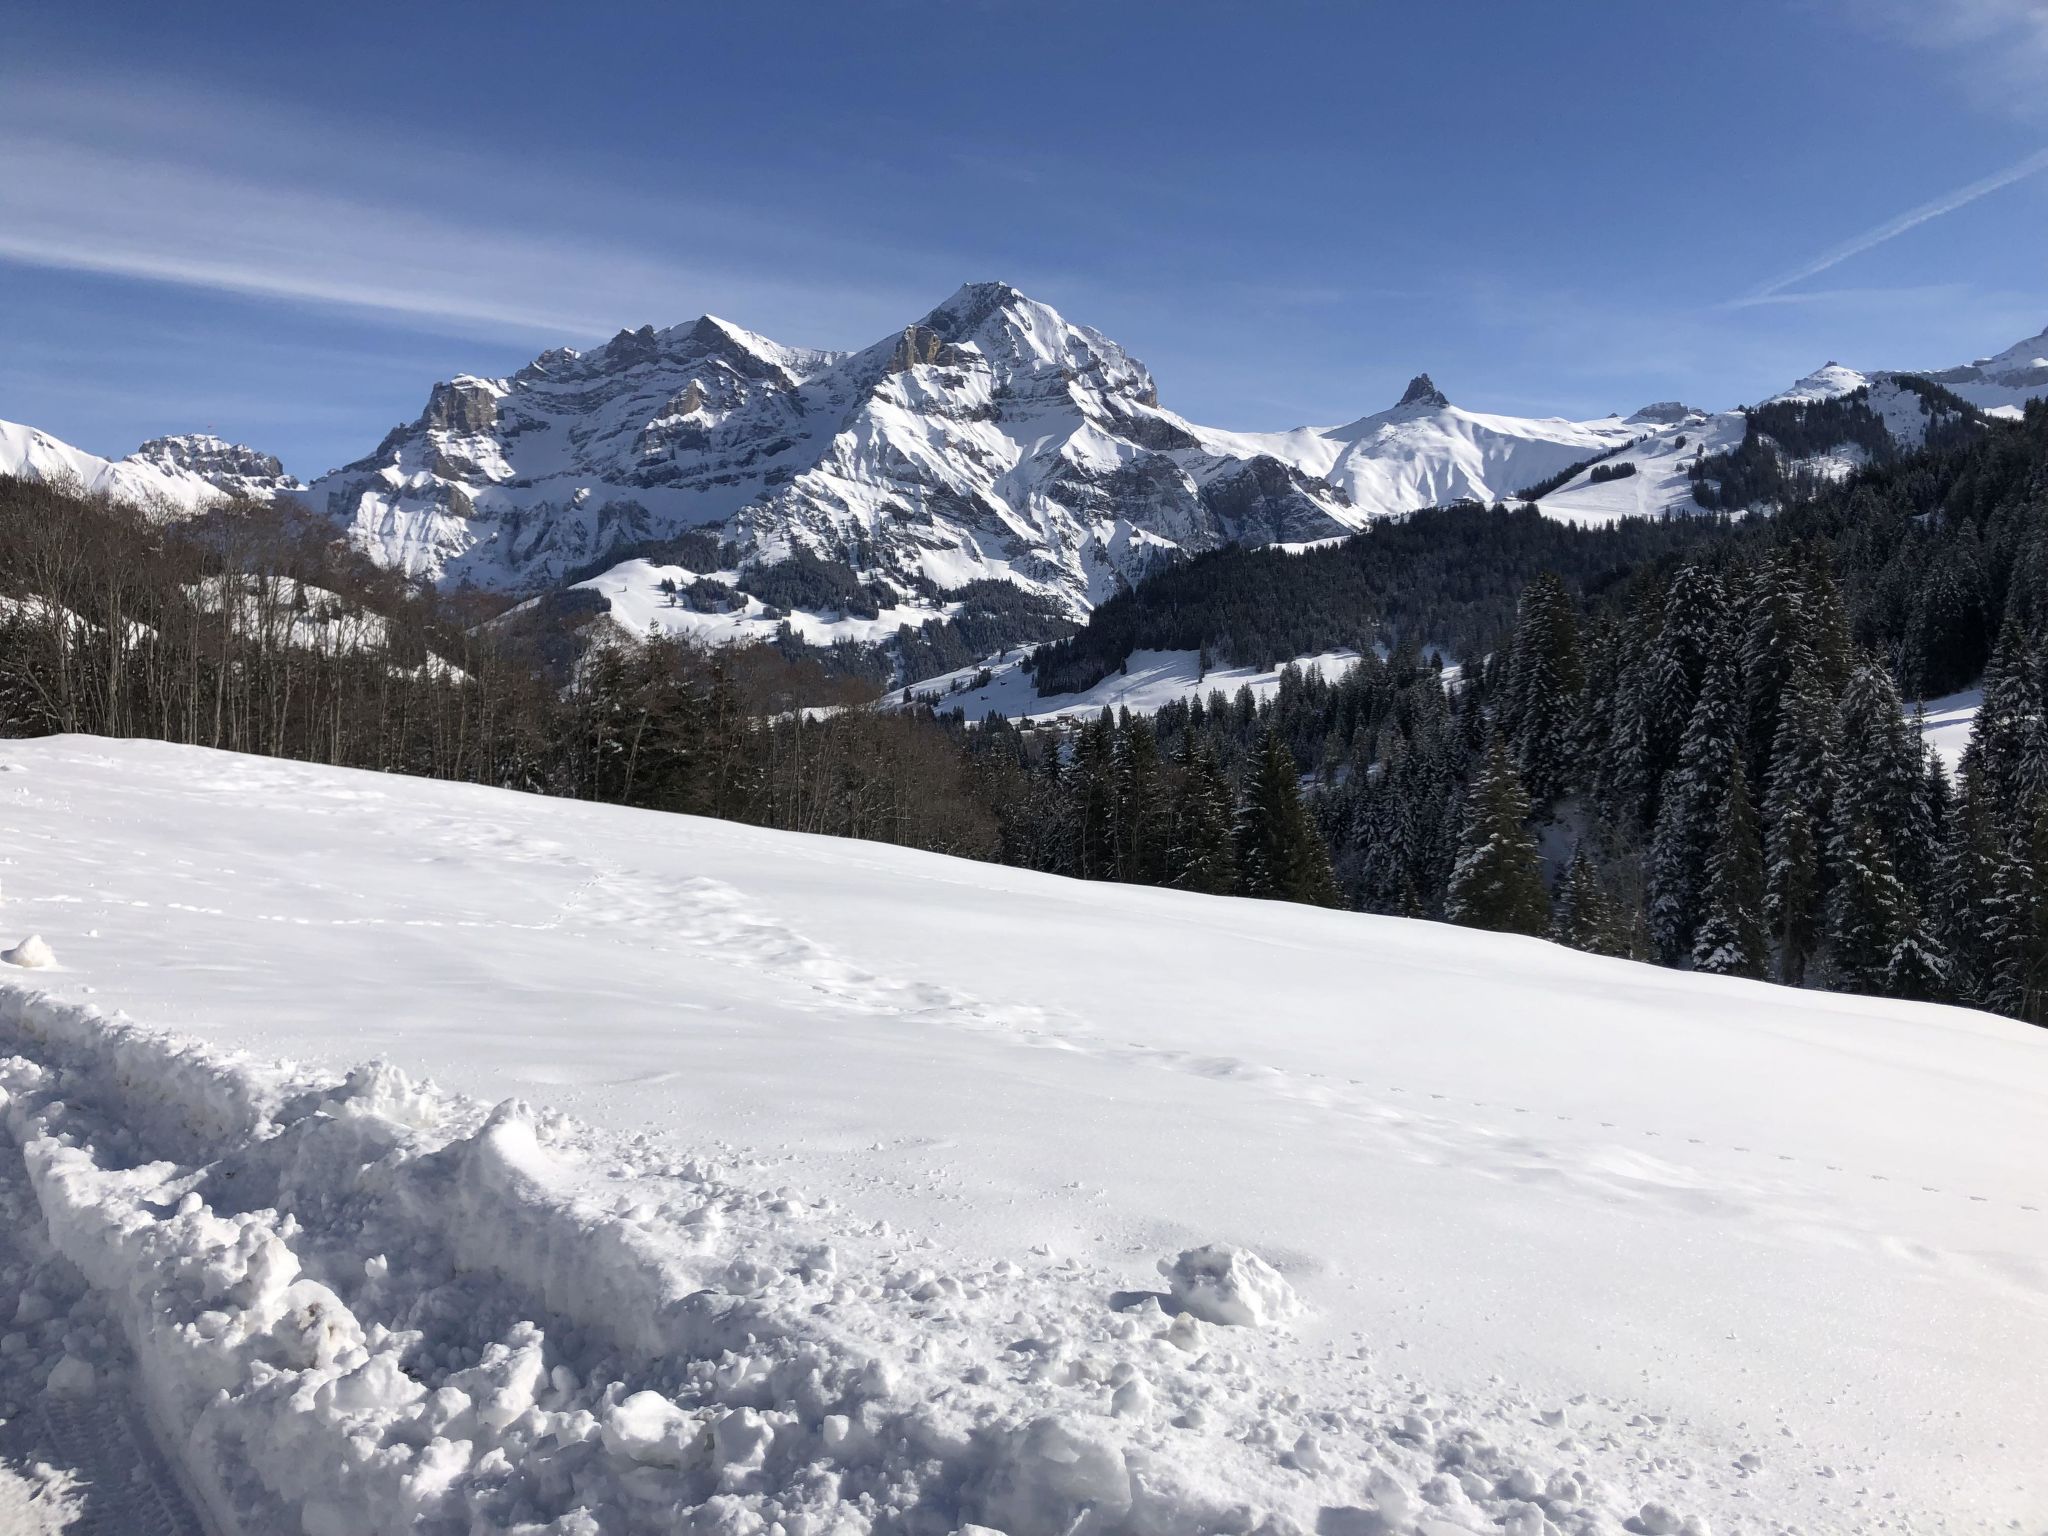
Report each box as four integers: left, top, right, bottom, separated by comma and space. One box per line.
884, 648, 1368, 722
0, 737, 2042, 1534
1917, 687, 1982, 774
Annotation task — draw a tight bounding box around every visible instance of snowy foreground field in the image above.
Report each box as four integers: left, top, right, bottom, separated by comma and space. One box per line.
0, 739, 2041, 1535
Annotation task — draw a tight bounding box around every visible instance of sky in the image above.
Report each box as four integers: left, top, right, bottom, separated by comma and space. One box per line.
2, 0, 2046, 479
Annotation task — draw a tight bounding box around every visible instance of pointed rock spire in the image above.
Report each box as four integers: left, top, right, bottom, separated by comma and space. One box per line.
1397, 373, 1448, 409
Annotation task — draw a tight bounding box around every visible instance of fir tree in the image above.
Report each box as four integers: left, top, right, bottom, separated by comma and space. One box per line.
1166, 734, 1237, 894
1444, 737, 1548, 935
1111, 712, 1169, 885
1983, 796, 2048, 1025
1933, 748, 2002, 1005
1550, 848, 1623, 956
1692, 745, 1767, 978
1501, 571, 1584, 808
1647, 653, 1740, 962
1825, 811, 1911, 995
1761, 658, 1834, 985
1235, 730, 1342, 906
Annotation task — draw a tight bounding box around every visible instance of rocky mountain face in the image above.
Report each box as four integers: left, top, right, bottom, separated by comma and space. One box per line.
305, 283, 1375, 611
0, 419, 295, 513
10, 288, 2048, 633
127, 434, 301, 500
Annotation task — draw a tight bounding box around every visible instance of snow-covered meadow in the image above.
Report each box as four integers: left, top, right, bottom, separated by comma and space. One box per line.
0, 737, 2040, 1533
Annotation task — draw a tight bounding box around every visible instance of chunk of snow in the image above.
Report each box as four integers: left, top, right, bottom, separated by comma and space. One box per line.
1159, 1243, 1301, 1328
2, 934, 54, 969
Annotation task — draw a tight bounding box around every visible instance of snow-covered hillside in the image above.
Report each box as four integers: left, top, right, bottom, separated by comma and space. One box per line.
884, 646, 1368, 722
0, 737, 2040, 1533
1922, 324, 2048, 418
0, 419, 295, 515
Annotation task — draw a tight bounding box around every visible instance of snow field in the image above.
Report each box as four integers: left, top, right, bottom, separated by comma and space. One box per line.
883, 648, 1367, 723
1, 983, 1741, 1536
0, 737, 2041, 1532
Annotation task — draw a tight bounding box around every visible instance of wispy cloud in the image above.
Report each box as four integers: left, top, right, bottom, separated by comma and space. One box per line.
0, 74, 950, 350
1734, 145, 2048, 305
1845, 0, 2048, 114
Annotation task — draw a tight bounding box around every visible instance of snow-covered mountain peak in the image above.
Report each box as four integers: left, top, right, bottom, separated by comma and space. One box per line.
1767, 362, 1869, 404
0, 418, 294, 512
1396, 373, 1449, 409
126, 433, 301, 496
1626, 401, 1703, 426
902, 281, 1158, 404
1923, 324, 2048, 416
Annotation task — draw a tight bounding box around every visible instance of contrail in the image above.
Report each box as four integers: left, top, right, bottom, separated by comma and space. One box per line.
1745, 143, 2048, 302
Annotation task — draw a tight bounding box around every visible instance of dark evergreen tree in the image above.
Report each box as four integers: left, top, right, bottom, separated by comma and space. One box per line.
1761, 659, 1834, 985
1983, 796, 2048, 1025
1647, 653, 1740, 962
1235, 730, 1342, 906
1501, 571, 1584, 808
1825, 812, 1911, 995
1692, 746, 1767, 978
1550, 847, 1624, 957
1444, 737, 1548, 935
1166, 733, 1237, 895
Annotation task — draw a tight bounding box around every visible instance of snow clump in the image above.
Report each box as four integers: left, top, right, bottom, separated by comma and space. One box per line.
1160, 1243, 1301, 1328
1, 935, 54, 969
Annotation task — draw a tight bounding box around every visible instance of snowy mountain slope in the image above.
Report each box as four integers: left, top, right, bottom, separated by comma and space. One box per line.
1921, 323, 2048, 418
1532, 409, 1736, 524
315, 292, 2048, 638
884, 645, 1368, 722
1231, 375, 1648, 515
0, 736, 2041, 1532
0, 419, 294, 514
578, 557, 958, 648
302, 290, 1686, 619
306, 284, 1363, 610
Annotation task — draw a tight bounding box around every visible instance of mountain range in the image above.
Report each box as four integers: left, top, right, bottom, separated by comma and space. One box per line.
4, 283, 2046, 634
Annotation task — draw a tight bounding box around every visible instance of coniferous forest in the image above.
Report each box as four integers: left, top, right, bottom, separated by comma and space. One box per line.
6, 399, 2048, 1026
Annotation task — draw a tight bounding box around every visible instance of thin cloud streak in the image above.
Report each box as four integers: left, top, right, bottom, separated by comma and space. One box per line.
1738, 144, 2048, 304
0, 83, 947, 351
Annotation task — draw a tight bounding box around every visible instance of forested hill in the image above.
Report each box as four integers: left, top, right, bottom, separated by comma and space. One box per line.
1028, 504, 1730, 696
1030, 393, 2032, 699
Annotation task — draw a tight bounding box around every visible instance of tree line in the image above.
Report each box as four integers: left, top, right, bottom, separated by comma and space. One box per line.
6, 396, 2048, 1026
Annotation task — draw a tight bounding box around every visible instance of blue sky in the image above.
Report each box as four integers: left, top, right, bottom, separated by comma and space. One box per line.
3, 0, 2045, 478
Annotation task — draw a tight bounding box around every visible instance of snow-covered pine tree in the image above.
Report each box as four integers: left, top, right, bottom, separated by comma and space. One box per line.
1549, 847, 1624, 956
1762, 656, 1835, 985
1825, 811, 1912, 995
1501, 571, 1584, 809
1349, 764, 1409, 915
1933, 744, 2002, 1005
1111, 711, 1169, 885
1640, 565, 1731, 814
1071, 709, 1117, 880
1235, 729, 1342, 906
1737, 552, 1807, 793
1167, 733, 1237, 895
1831, 660, 1940, 905
1972, 617, 2048, 823
1693, 744, 1767, 978
1444, 737, 1548, 935
1647, 651, 1740, 963
1982, 795, 2048, 1025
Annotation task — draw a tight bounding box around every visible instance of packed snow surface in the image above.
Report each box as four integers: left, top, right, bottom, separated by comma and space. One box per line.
0, 737, 2042, 1534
